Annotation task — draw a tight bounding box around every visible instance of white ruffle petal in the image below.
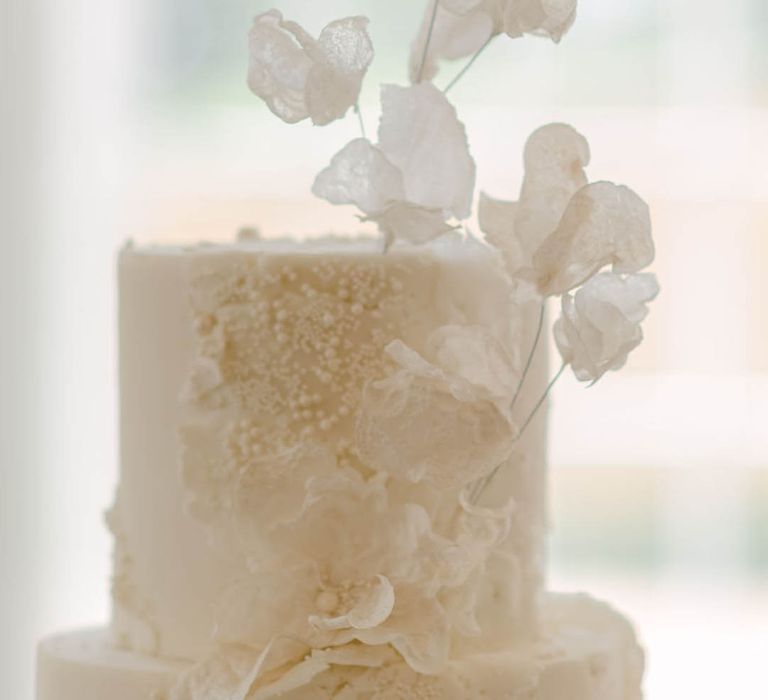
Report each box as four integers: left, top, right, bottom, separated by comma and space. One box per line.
311, 138, 405, 215
554, 272, 659, 383
248, 11, 373, 125
479, 123, 590, 296
534, 181, 655, 296
378, 83, 476, 219
309, 575, 396, 631
410, 0, 578, 82
314, 84, 475, 248
504, 0, 578, 42
356, 367, 516, 489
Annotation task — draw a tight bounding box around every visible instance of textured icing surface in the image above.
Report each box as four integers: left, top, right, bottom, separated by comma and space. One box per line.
38, 594, 643, 700
112, 237, 550, 692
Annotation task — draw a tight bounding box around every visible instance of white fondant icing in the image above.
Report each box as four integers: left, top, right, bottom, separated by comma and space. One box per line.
37, 594, 643, 700
112, 237, 550, 676
35, 235, 644, 699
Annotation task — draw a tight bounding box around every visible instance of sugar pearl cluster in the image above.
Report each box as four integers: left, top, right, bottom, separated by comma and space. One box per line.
188, 253, 427, 468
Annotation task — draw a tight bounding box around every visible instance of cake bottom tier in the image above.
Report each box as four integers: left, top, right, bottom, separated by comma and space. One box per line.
37, 593, 643, 700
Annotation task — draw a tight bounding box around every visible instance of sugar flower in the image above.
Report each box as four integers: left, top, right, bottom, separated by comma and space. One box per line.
554, 272, 659, 383
356, 332, 517, 488
479, 122, 590, 297
248, 10, 373, 125
232, 443, 337, 541
481, 125, 654, 299
410, 0, 578, 83
205, 468, 507, 688
532, 181, 655, 296
313, 83, 475, 247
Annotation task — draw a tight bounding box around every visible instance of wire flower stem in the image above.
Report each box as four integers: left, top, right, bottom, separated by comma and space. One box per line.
354, 102, 367, 139
509, 301, 546, 415
470, 361, 567, 504
443, 35, 494, 94
416, 0, 440, 83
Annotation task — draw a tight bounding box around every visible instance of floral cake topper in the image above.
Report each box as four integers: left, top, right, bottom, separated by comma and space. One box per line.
246, 0, 658, 487
170, 2, 658, 697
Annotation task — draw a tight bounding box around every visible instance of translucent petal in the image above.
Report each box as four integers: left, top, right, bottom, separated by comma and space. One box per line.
318, 16, 375, 74
247, 11, 313, 123
248, 12, 373, 126
369, 202, 457, 250
212, 567, 317, 652
480, 124, 589, 284
312, 138, 405, 215
309, 575, 395, 630
385, 589, 451, 674
410, 4, 496, 83
306, 18, 374, 126
534, 181, 654, 295
503, 0, 578, 42
428, 325, 519, 400
356, 370, 516, 488
378, 83, 476, 218
516, 123, 590, 263
233, 443, 337, 541
555, 272, 659, 383
478, 192, 521, 272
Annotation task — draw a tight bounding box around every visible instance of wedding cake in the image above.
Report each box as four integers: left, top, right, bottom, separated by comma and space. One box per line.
37, 3, 658, 699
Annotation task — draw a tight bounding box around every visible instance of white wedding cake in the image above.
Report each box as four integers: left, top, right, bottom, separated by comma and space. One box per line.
37, 3, 658, 698
38, 237, 644, 700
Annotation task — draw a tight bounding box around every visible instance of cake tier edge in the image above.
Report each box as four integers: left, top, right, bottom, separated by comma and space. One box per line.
37, 593, 643, 700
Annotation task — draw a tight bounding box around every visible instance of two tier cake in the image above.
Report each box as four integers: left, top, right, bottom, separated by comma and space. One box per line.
37, 2, 657, 698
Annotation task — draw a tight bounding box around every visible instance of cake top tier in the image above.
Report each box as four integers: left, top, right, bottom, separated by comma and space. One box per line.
114, 234, 550, 685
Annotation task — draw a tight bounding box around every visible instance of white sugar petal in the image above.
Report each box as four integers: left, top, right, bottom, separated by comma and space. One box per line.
356, 370, 515, 488
306, 17, 374, 126
534, 181, 654, 295
248, 12, 373, 126
555, 271, 659, 383
233, 443, 337, 539
478, 192, 520, 271
346, 577, 396, 629
317, 16, 375, 74
517, 123, 591, 261
369, 202, 457, 250
248, 11, 313, 123
378, 83, 476, 218
503, 0, 578, 42
410, 4, 495, 83
480, 124, 589, 286
312, 138, 405, 215
428, 325, 519, 400
311, 576, 396, 631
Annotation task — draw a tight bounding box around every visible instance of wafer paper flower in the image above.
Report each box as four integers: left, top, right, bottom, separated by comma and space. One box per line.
248, 11, 373, 125
411, 0, 577, 83
481, 124, 655, 300
313, 83, 475, 248
232, 443, 337, 541
554, 272, 659, 383
479, 122, 590, 297
532, 181, 655, 296
356, 333, 517, 488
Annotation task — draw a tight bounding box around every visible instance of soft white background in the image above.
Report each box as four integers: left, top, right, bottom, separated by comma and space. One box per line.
1, 0, 767, 698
